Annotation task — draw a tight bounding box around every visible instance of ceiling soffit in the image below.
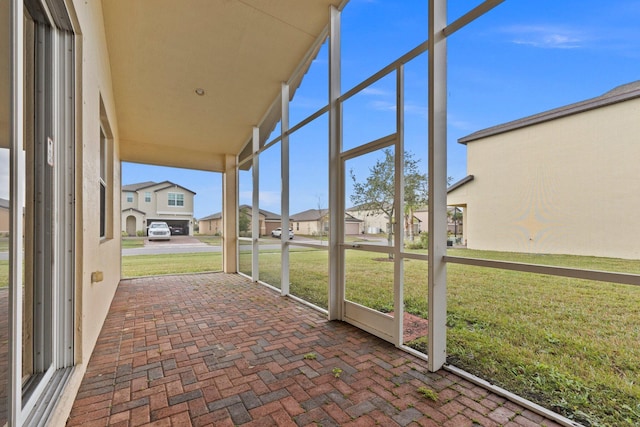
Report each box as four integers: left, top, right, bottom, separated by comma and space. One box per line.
102, 0, 344, 172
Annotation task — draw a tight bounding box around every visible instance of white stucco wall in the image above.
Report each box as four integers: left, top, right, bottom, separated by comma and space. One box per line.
453, 97, 640, 259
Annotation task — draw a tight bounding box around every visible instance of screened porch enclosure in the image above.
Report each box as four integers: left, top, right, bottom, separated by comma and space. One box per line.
2, 0, 640, 426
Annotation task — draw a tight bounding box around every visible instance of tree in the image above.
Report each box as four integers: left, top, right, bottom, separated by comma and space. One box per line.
238, 207, 250, 235
316, 194, 327, 242
448, 207, 463, 238
403, 159, 429, 242
349, 149, 453, 248
349, 149, 429, 247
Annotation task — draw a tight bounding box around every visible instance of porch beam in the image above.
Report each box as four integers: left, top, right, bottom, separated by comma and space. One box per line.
427, 0, 448, 372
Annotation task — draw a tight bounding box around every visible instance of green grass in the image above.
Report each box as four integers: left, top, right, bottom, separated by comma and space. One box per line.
439, 262, 640, 426
121, 252, 222, 277
0, 237, 8, 252
193, 235, 222, 246
121, 237, 145, 249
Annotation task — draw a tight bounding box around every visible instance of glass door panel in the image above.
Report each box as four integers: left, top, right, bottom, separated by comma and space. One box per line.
238, 166, 253, 277
344, 147, 396, 246
0, 1, 10, 421
343, 145, 397, 342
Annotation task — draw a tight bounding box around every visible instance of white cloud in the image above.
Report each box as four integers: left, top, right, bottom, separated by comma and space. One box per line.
369, 100, 396, 112
500, 24, 586, 49
361, 87, 391, 97
258, 191, 281, 211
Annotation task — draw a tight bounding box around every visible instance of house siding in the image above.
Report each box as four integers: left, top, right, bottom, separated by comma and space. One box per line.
121, 182, 196, 235
450, 94, 640, 259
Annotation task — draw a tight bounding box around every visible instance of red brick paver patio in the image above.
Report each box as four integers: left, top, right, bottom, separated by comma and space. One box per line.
67, 273, 563, 427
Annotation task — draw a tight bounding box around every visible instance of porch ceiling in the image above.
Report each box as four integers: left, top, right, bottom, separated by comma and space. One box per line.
102, 0, 343, 172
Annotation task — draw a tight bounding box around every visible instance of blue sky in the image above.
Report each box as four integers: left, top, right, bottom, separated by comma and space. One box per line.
122, 0, 640, 220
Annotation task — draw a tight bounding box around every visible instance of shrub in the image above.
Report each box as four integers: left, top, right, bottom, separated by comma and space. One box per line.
405, 232, 428, 249
136, 230, 145, 237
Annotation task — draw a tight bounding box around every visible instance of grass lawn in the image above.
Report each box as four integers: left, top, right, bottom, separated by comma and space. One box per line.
0, 237, 8, 252
193, 235, 222, 245
121, 237, 145, 249
122, 252, 222, 277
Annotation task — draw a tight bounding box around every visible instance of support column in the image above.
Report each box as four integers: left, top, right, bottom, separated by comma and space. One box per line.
428, 0, 448, 372
222, 154, 238, 273
393, 65, 405, 347
251, 127, 260, 282
328, 5, 342, 320
280, 83, 290, 295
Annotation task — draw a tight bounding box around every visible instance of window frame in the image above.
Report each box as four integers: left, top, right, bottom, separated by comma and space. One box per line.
99, 97, 113, 242
168, 192, 184, 207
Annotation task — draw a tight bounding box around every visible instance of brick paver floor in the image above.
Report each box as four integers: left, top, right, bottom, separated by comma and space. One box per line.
67, 273, 564, 427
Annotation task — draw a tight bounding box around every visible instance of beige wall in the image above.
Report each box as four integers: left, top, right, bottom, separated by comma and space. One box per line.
154, 186, 195, 216
449, 98, 640, 259
199, 217, 222, 235
50, 0, 123, 423
294, 220, 322, 236
0, 207, 7, 233
349, 210, 388, 234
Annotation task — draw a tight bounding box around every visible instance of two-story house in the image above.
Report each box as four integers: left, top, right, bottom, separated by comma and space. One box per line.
121, 181, 196, 236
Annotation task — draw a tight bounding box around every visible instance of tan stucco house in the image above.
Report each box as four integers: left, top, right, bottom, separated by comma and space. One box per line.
413, 206, 463, 238
291, 208, 362, 236
121, 181, 196, 236
199, 204, 281, 237
0, 198, 8, 234
198, 212, 222, 236
347, 205, 421, 236
448, 81, 640, 259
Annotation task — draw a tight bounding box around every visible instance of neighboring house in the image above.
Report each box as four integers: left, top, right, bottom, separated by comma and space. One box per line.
347, 205, 420, 236
199, 205, 281, 237
121, 181, 196, 236
0, 198, 8, 234
198, 212, 222, 236
290, 209, 362, 235
448, 81, 640, 259
413, 206, 464, 237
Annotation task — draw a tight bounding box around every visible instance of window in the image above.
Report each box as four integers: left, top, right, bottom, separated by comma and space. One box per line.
125, 192, 133, 203
100, 129, 107, 237
99, 97, 113, 240
168, 192, 184, 206
144, 191, 151, 202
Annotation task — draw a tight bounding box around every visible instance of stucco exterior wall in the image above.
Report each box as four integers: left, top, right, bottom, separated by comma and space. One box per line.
199, 217, 222, 235
455, 97, 640, 259
293, 220, 322, 236
155, 186, 194, 216
0, 207, 7, 233
349, 210, 389, 234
